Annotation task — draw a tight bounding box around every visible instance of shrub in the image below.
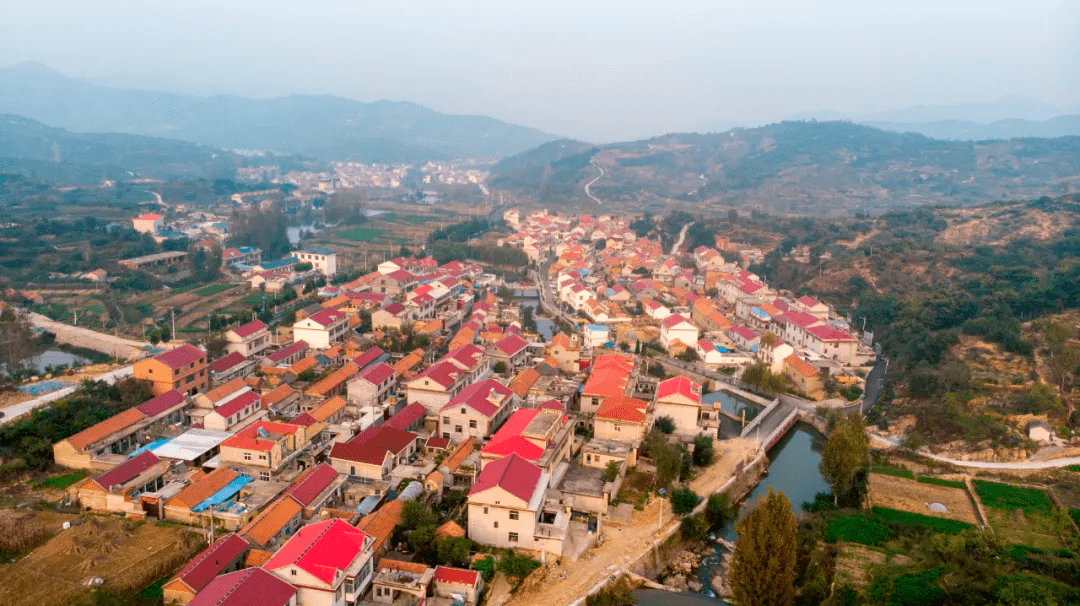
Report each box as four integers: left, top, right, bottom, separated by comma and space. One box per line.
498, 551, 541, 581
705, 493, 733, 528
692, 434, 714, 466
669, 487, 699, 515
655, 416, 675, 434
680, 514, 708, 541
472, 555, 495, 582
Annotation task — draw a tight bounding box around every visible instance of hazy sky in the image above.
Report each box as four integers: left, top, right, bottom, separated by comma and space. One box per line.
2, 0, 1077, 141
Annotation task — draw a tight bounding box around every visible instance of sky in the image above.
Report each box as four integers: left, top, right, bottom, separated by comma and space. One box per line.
1, 0, 1078, 142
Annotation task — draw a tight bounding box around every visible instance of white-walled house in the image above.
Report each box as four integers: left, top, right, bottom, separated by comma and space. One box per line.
660, 314, 699, 352
225, 320, 272, 358
654, 376, 703, 437
466, 454, 566, 559
293, 308, 349, 349
264, 519, 374, 606
291, 247, 338, 277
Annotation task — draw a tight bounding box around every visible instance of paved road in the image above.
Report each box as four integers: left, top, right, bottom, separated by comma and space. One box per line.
669, 222, 692, 256
1, 365, 133, 425
869, 434, 1080, 470
537, 257, 578, 326
584, 161, 605, 206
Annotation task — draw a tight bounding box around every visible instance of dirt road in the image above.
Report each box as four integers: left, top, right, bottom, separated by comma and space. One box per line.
503, 437, 758, 606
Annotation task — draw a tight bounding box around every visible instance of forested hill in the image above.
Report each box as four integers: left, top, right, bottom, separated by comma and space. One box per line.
0, 113, 242, 181
488, 121, 1080, 216
0, 62, 558, 163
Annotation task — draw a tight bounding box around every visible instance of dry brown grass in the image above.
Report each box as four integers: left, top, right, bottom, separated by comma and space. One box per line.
867, 473, 979, 525
834, 544, 913, 588
0, 512, 203, 606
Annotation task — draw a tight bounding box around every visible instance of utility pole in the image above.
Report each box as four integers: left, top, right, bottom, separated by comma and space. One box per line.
170, 309, 175, 343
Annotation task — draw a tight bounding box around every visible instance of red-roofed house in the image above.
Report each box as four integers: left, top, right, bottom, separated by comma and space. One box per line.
200, 390, 263, 432
404, 361, 467, 413
133, 344, 208, 396
209, 351, 256, 384
783, 354, 824, 399
479, 407, 572, 474
225, 320, 272, 358
438, 379, 515, 442
329, 425, 419, 481
293, 308, 349, 349
386, 401, 427, 433
371, 302, 411, 330
467, 454, 565, 558
654, 376, 704, 436
728, 325, 760, 351
595, 394, 650, 442
795, 295, 830, 319
264, 518, 376, 604
188, 568, 297, 606
75, 451, 172, 514
579, 353, 635, 414
287, 463, 345, 518
660, 314, 699, 352
163, 534, 249, 605
264, 340, 309, 367
432, 566, 484, 605
219, 421, 309, 481
132, 213, 163, 234
488, 334, 530, 371
346, 362, 397, 410
804, 324, 859, 364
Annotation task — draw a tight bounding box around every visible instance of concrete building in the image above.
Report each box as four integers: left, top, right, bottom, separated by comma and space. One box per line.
654, 376, 703, 437
225, 320, 272, 358
132, 213, 164, 234
466, 454, 566, 559
264, 519, 375, 605
133, 344, 208, 396
293, 308, 349, 349
292, 247, 338, 277
438, 379, 515, 442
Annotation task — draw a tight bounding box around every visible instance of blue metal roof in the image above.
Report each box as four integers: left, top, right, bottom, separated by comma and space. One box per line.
303, 247, 334, 255
191, 476, 252, 512
260, 257, 297, 270
128, 438, 170, 458
355, 494, 382, 515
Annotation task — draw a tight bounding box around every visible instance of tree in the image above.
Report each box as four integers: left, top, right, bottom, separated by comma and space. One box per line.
228, 206, 290, 259
731, 489, 797, 606
820, 413, 869, 505
669, 486, 699, 514
655, 416, 675, 434
601, 460, 620, 483
692, 434, 714, 466
645, 429, 683, 488
704, 493, 733, 529
493, 361, 508, 375
0, 307, 36, 373
436, 536, 472, 567
680, 514, 708, 541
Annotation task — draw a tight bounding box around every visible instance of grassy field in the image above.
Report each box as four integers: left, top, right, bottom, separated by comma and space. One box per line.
338, 227, 385, 242
917, 477, 966, 489
194, 283, 234, 297
29, 471, 87, 490
869, 465, 914, 479
867, 473, 979, 525
825, 514, 890, 545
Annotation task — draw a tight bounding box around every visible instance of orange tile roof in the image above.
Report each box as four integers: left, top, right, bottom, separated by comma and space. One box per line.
322, 294, 349, 309
784, 354, 819, 378
306, 363, 359, 397
245, 548, 274, 567
596, 393, 649, 423
378, 558, 428, 574
261, 384, 297, 408
168, 468, 238, 510
288, 355, 319, 375
310, 396, 347, 422
204, 377, 247, 403
66, 408, 147, 449
443, 437, 478, 472
394, 349, 425, 376
355, 499, 403, 556
508, 368, 540, 398
241, 496, 303, 547
435, 521, 465, 539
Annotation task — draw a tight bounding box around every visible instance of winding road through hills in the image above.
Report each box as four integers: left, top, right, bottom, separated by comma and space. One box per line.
584, 161, 605, 206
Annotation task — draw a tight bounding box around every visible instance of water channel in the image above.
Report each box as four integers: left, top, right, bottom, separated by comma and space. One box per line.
26, 349, 93, 374
637, 392, 830, 606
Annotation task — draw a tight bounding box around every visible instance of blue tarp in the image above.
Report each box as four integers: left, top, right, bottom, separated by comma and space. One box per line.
355, 494, 382, 515
128, 438, 170, 458
192, 476, 252, 512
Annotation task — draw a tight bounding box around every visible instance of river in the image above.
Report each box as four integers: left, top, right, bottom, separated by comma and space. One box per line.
637, 395, 830, 606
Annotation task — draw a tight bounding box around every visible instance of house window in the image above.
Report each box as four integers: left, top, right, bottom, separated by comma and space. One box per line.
460, 408, 466, 414
494, 521, 498, 528
483, 507, 488, 514
243, 452, 252, 461
443, 416, 450, 424
509, 532, 519, 542
291, 569, 296, 576
586, 454, 591, 463
455, 426, 462, 433
509, 510, 519, 520
469, 420, 477, 429
260, 471, 270, 481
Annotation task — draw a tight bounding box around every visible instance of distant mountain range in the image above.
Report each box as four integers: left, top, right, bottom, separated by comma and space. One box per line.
489, 121, 1080, 216
0, 62, 558, 163
862, 116, 1080, 141
0, 113, 244, 182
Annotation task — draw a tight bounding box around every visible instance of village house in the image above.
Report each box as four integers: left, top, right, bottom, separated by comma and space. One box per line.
291, 247, 338, 276
579, 353, 635, 414
654, 376, 704, 437
370, 559, 433, 605
293, 308, 349, 349
371, 302, 411, 331
74, 451, 173, 516
783, 354, 825, 399
487, 334, 530, 371
225, 320, 273, 358
133, 344, 208, 396
264, 519, 376, 605
466, 454, 566, 559
187, 568, 297, 606
208, 351, 257, 385
263, 340, 310, 368
219, 420, 311, 481
329, 424, 419, 482
438, 379, 515, 442
548, 333, 581, 373
162, 534, 249, 605
346, 362, 398, 411
660, 314, 699, 352
479, 407, 573, 475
